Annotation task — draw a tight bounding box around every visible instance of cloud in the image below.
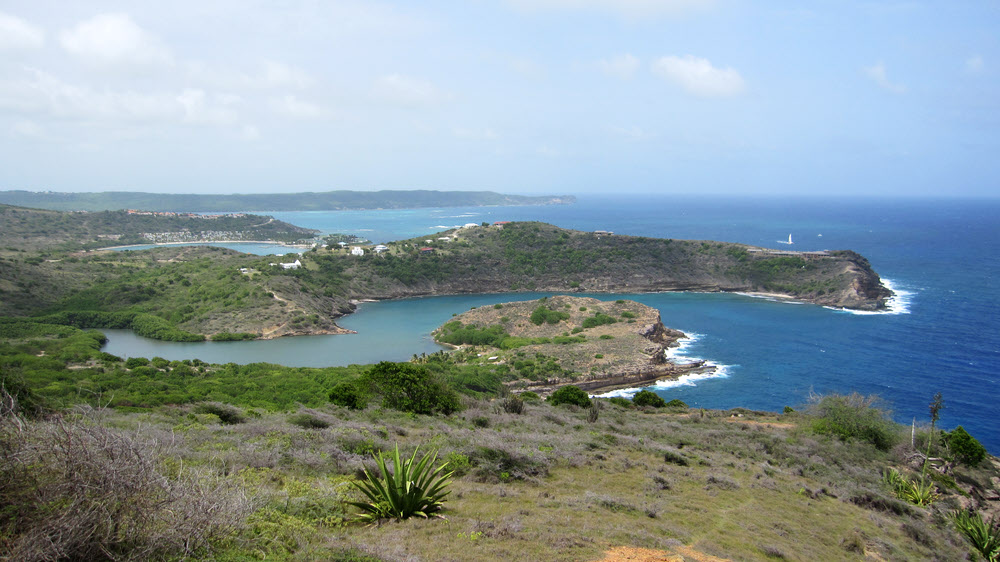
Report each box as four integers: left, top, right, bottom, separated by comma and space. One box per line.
508, 0, 713, 19
651, 55, 745, 97
239, 125, 261, 141
965, 55, 984, 74
372, 74, 452, 105
10, 120, 44, 139
59, 13, 172, 66
176, 89, 240, 125
270, 95, 327, 119
611, 125, 656, 141
0, 11, 45, 50
863, 62, 906, 93
597, 54, 640, 79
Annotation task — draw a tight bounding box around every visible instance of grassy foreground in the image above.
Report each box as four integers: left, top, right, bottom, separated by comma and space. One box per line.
3, 388, 997, 561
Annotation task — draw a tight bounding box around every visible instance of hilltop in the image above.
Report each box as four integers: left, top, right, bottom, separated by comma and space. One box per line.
0, 189, 575, 212
433, 295, 706, 394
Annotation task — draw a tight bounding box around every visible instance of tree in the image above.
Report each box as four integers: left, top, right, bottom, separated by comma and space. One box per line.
360, 362, 460, 415
547, 385, 591, 408
631, 390, 666, 408
947, 426, 987, 467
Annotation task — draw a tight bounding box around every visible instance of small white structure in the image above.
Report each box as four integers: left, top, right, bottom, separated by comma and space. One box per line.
280, 259, 301, 270
463, 223, 479, 228
374, 244, 389, 254
338, 241, 347, 248
351, 246, 364, 256
438, 236, 451, 242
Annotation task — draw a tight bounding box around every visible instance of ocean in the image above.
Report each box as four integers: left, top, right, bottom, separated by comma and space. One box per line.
100, 195, 1000, 452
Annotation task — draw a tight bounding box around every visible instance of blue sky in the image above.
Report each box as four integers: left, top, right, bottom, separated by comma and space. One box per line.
0, 1, 997, 196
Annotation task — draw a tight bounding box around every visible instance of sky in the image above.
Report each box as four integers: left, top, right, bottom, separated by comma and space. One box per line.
0, 1, 997, 197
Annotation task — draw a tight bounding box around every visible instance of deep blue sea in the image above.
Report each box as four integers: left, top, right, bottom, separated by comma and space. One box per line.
100, 196, 1000, 452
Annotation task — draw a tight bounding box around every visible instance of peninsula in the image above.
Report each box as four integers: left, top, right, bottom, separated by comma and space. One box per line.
1, 211, 892, 339
433, 295, 708, 394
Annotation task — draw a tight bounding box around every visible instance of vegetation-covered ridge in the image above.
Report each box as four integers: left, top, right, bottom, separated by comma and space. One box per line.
0, 189, 576, 212
0, 204, 318, 251
433, 295, 707, 393
1, 219, 891, 341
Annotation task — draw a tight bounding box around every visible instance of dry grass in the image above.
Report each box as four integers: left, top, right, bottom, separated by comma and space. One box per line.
2, 397, 993, 561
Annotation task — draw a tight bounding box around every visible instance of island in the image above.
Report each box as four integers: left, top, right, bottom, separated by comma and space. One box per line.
433, 295, 707, 394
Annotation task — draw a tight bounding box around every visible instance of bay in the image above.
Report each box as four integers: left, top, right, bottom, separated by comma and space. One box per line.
99, 195, 1000, 452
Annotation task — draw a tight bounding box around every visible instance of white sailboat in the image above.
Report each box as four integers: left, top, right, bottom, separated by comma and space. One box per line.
777, 233, 793, 245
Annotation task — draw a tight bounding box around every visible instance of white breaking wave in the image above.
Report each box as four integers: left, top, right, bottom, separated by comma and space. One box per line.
430, 224, 463, 230
593, 331, 732, 398
825, 278, 914, 316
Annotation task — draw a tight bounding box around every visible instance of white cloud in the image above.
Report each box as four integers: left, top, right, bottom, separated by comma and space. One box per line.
509, 0, 713, 18
651, 55, 745, 97
0, 12, 45, 50
372, 74, 452, 105
965, 55, 984, 74
597, 54, 640, 79
863, 62, 906, 94
271, 95, 327, 119
611, 125, 656, 141
239, 125, 261, 141
59, 13, 172, 66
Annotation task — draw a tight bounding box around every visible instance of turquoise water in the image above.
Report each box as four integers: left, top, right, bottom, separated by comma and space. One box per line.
100, 195, 1000, 451
107, 242, 305, 255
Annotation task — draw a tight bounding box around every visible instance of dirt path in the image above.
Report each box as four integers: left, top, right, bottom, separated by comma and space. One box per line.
593, 545, 730, 562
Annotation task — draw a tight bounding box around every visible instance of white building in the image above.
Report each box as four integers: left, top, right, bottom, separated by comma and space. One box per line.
351, 246, 364, 256
280, 259, 301, 270
374, 244, 389, 253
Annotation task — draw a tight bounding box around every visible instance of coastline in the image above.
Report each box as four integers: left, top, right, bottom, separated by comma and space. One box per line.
95, 240, 314, 252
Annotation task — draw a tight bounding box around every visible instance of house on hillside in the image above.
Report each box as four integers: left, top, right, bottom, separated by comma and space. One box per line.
280, 259, 301, 270
419, 247, 435, 254
374, 244, 389, 254
351, 246, 364, 256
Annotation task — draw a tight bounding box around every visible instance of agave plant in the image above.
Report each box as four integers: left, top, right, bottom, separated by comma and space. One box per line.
882, 467, 937, 506
953, 510, 1000, 561
350, 444, 453, 523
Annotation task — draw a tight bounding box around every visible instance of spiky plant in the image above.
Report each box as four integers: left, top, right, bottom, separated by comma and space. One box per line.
349, 444, 453, 523
952, 510, 1000, 561
882, 467, 937, 506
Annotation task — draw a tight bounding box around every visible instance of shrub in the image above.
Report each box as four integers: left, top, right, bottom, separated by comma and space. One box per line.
472, 416, 490, 428
547, 385, 591, 408
125, 356, 150, 369
605, 397, 632, 408
530, 306, 570, 326
808, 393, 899, 451
349, 444, 453, 523
518, 391, 541, 403
195, 402, 246, 425
329, 381, 367, 410
946, 426, 987, 466
632, 390, 666, 408
0, 412, 249, 560
665, 398, 688, 409
288, 413, 331, 429
500, 395, 525, 414
582, 313, 617, 329
361, 362, 460, 415
883, 467, 937, 506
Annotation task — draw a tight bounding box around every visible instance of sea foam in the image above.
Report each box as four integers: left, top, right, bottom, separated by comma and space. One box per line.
824, 278, 914, 316
593, 331, 732, 398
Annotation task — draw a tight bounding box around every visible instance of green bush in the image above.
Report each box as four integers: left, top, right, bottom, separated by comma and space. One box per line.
946, 426, 987, 466
547, 385, 591, 408
518, 391, 541, 403
632, 390, 666, 408
288, 413, 331, 429
952, 509, 1000, 561
530, 306, 570, 326
500, 395, 525, 414
124, 357, 149, 369
194, 402, 246, 425
665, 399, 688, 408
809, 393, 900, 451
329, 381, 367, 410
605, 397, 633, 408
582, 313, 617, 329
361, 362, 460, 415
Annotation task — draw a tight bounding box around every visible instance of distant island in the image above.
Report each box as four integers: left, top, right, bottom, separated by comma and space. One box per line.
0, 189, 575, 212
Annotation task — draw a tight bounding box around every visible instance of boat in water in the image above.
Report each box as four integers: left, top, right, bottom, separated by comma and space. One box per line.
777, 233, 793, 245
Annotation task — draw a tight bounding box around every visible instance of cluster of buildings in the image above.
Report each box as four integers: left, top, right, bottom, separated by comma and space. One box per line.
126, 210, 247, 219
